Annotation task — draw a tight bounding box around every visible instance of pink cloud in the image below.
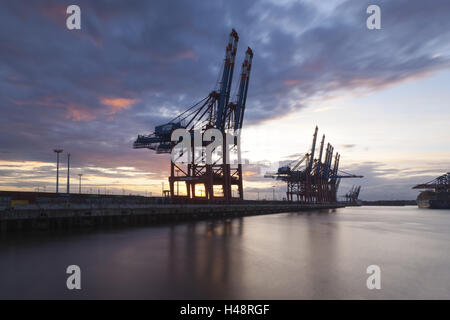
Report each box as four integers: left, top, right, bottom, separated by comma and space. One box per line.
37, 3, 67, 25
100, 97, 139, 114
10, 96, 96, 122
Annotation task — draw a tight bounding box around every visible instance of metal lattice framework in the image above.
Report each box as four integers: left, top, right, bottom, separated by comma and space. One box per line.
265, 126, 363, 203
413, 173, 450, 192
343, 185, 361, 204
134, 30, 253, 203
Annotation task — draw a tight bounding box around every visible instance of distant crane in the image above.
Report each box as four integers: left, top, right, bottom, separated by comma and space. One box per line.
343, 185, 362, 204
265, 126, 363, 203
412, 173, 450, 192
413, 172, 450, 209
134, 30, 253, 203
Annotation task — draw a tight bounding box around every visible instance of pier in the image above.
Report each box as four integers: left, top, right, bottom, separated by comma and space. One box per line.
0, 202, 342, 233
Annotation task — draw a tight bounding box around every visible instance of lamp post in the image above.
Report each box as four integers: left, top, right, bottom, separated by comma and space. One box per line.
176, 169, 180, 196
66, 153, 70, 194
53, 149, 63, 193
78, 174, 83, 194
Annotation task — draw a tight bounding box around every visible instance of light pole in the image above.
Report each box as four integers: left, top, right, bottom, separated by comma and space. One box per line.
272, 185, 276, 201
66, 153, 71, 194
176, 169, 179, 196
53, 149, 63, 193
78, 174, 83, 194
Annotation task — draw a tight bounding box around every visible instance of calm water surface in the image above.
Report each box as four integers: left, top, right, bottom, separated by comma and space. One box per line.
1, 206, 450, 299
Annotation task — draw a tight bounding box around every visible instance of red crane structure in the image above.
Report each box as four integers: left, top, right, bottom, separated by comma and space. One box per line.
133, 30, 253, 203
412, 173, 450, 209
412, 173, 450, 192
265, 126, 363, 203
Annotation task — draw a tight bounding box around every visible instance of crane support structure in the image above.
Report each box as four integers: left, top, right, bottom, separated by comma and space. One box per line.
134, 30, 253, 203
265, 126, 363, 204
413, 173, 450, 191
343, 185, 362, 204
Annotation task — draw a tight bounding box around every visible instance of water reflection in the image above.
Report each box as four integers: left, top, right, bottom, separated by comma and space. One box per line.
2, 207, 450, 299
166, 218, 244, 299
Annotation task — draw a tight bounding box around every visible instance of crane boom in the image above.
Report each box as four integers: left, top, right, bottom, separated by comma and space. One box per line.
216, 29, 239, 132
308, 126, 318, 172
413, 172, 450, 191
234, 47, 253, 131
315, 134, 325, 175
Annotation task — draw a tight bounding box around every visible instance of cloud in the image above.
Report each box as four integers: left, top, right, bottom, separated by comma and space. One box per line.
1, 0, 449, 196
314, 106, 337, 112
339, 161, 448, 200
101, 97, 139, 114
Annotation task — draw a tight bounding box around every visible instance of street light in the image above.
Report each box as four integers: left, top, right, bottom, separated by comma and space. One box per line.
66, 153, 71, 194
78, 174, 83, 194
176, 169, 180, 196
53, 149, 63, 193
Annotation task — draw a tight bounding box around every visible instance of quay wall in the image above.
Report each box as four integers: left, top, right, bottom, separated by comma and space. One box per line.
0, 203, 343, 233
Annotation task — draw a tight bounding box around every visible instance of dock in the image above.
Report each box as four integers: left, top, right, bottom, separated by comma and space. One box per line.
0, 202, 343, 233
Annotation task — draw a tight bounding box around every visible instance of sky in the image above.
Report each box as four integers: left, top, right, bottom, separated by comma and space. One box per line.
0, 0, 449, 200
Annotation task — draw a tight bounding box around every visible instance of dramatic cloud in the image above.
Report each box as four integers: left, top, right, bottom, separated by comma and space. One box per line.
1, 0, 449, 197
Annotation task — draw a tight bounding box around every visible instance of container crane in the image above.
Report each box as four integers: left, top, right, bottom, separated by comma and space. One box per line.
134, 30, 253, 203
343, 185, 362, 204
413, 173, 450, 209
265, 126, 363, 203
412, 173, 450, 192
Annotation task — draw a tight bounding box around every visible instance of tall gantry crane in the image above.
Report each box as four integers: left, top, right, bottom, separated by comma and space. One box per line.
343, 185, 362, 204
265, 126, 363, 203
134, 30, 253, 203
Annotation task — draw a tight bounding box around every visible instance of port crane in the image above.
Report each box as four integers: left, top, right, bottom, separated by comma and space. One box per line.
413, 172, 450, 209
134, 30, 253, 202
412, 173, 450, 192
343, 185, 362, 204
265, 126, 363, 203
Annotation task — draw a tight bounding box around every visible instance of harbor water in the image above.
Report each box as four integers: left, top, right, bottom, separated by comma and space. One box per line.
1, 206, 450, 299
